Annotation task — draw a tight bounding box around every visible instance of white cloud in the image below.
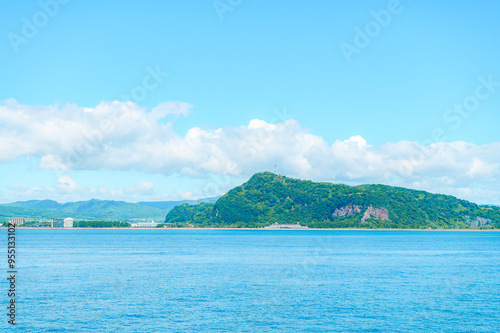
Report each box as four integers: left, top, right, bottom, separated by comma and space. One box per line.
175, 191, 198, 201
1, 99, 500, 204
1, 178, 160, 204
125, 180, 155, 195
56, 174, 81, 193
150, 101, 191, 119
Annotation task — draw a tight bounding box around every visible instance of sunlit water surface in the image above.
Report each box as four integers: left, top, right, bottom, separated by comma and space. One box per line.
1, 229, 499, 332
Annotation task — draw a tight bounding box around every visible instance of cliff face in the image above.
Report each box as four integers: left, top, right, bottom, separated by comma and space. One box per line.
333, 204, 361, 217
332, 204, 390, 224
361, 206, 390, 224
165, 172, 500, 229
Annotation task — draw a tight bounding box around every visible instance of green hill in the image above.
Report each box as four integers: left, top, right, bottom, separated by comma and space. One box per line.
165, 172, 500, 229
1, 199, 167, 221
0, 204, 99, 221
137, 196, 219, 210
1, 197, 219, 222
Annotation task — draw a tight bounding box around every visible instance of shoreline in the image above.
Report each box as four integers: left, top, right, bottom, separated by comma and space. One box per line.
7, 227, 499, 231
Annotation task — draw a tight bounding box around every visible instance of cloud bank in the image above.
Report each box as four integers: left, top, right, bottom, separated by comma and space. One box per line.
1, 99, 499, 204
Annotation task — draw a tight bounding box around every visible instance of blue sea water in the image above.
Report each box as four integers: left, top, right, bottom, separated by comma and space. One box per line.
1, 229, 499, 332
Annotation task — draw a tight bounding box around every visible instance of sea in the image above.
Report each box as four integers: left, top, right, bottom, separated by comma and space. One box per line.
1, 229, 499, 332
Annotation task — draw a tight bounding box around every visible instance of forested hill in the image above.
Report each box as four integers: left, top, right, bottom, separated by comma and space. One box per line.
0, 197, 219, 222
165, 172, 500, 229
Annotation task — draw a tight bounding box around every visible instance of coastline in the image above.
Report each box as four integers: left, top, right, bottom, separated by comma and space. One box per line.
9, 227, 499, 231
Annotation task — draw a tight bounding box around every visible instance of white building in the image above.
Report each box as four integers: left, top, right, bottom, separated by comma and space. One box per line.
64, 218, 74, 228
9, 217, 25, 225
131, 221, 158, 228
263, 222, 308, 229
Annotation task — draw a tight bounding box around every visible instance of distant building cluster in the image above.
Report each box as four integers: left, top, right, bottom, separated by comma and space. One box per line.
7, 217, 73, 228
51, 218, 73, 228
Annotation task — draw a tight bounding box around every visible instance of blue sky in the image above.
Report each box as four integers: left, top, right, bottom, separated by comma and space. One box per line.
1, 0, 499, 204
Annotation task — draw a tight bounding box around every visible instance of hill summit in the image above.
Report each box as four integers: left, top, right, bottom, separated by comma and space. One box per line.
165, 172, 500, 229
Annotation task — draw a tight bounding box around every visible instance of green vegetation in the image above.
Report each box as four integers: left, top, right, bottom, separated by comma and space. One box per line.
166, 202, 221, 227
0, 204, 94, 222
165, 172, 500, 229
73, 220, 131, 228
21, 221, 52, 228
3, 172, 499, 229
1, 199, 167, 221
0, 198, 217, 222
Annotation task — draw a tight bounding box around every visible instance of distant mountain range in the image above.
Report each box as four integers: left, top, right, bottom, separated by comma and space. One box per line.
0, 197, 219, 222
165, 172, 500, 229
